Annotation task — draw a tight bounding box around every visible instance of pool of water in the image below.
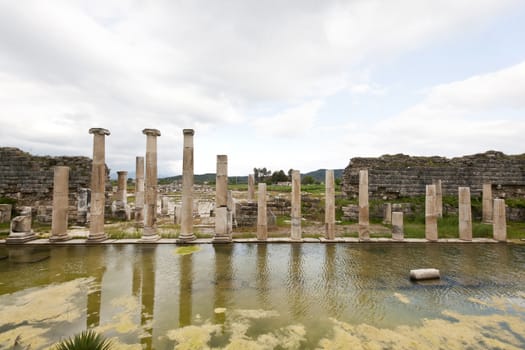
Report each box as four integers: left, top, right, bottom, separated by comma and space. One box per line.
1, 243, 525, 349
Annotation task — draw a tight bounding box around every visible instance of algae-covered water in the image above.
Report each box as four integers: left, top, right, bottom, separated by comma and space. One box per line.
1, 243, 524, 349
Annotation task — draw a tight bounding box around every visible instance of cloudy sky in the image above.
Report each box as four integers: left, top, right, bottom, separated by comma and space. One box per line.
1, 1, 524, 177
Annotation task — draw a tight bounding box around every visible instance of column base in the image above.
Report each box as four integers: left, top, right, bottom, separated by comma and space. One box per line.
6, 231, 37, 244
87, 232, 107, 242
178, 233, 196, 243
49, 234, 72, 242
212, 235, 232, 243
140, 234, 161, 242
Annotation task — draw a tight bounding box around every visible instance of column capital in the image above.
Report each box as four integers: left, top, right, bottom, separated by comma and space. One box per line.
117, 170, 128, 176
89, 128, 110, 136
183, 129, 195, 136
142, 128, 161, 137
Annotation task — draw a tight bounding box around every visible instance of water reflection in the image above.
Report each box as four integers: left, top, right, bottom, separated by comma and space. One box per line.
213, 244, 233, 325
86, 247, 105, 328
179, 252, 193, 327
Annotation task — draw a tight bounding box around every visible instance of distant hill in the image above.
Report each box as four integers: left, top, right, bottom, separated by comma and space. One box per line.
159, 169, 342, 184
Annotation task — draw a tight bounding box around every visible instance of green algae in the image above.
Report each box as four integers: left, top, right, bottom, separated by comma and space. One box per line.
174, 246, 202, 255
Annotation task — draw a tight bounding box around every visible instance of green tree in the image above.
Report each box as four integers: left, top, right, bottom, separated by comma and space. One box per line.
301, 175, 316, 185
271, 170, 289, 184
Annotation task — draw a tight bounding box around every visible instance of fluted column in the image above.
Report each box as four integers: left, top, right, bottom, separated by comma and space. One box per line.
458, 187, 472, 241
135, 156, 145, 226
425, 184, 438, 241
291, 170, 302, 241
325, 169, 335, 240
482, 183, 493, 223
179, 129, 196, 242
87, 127, 110, 242
358, 169, 370, 241
50, 166, 70, 242
257, 183, 267, 240
141, 128, 161, 242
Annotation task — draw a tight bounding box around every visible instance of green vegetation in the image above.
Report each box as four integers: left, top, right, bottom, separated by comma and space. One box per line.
54, 330, 113, 350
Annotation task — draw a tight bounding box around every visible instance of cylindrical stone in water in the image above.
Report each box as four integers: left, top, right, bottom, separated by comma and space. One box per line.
291, 170, 301, 240
257, 183, 267, 240
325, 169, 336, 240
50, 166, 70, 241
493, 198, 507, 242
392, 211, 404, 240
410, 268, 440, 281
358, 169, 370, 240
458, 187, 472, 241
425, 184, 438, 241
482, 183, 493, 223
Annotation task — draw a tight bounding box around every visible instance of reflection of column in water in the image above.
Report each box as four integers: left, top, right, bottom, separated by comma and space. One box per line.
179, 254, 194, 327
287, 244, 305, 318
323, 244, 342, 318
213, 244, 234, 324
256, 244, 270, 307
140, 246, 156, 349
86, 246, 106, 328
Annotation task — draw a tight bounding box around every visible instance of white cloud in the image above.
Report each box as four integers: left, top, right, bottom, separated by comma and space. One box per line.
253, 100, 323, 137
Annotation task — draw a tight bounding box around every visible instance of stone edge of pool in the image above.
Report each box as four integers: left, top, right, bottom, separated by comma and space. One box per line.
1, 238, 524, 245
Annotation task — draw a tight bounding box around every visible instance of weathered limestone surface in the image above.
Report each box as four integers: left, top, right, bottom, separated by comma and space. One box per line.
325, 170, 335, 240
458, 187, 472, 241
434, 179, 443, 218
482, 183, 493, 223
425, 184, 438, 241
179, 129, 196, 242
7, 206, 36, 243
214, 155, 232, 242
0, 204, 12, 223
88, 128, 110, 242
0, 147, 101, 223
291, 170, 302, 240
493, 199, 507, 242
358, 169, 370, 240
257, 183, 267, 240
114, 170, 130, 220
50, 166, 70, 242
392, 211, 404, 240
135, 156, 145, 226
141, 128, 161, 242
383, 202, 392, 224
248, 174, 255, 202
343, 151, 525, 199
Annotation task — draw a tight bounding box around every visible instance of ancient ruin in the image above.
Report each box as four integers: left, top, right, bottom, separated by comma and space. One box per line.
425, 184, 438, 241
290, 170, 301, 240
325, 170, 335, 240
358, 169, 370, 240
49, 166, 70, 242
179, 129, 196, 242
141, 128, 161, 242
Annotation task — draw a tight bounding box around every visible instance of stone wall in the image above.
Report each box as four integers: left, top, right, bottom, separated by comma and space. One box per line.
0, 147, 109, 223
342, 151, 525, 200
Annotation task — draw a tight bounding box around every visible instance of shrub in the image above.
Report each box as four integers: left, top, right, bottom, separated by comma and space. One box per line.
54, 330, 113, 350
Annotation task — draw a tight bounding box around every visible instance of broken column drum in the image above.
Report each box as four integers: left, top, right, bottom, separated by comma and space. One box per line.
7, 206, 36, 243
358, 169, 370, 240
482, 183, 493, 223
141, 128, 161, 241
392, 211, 404, 241
87, 127, 110, 242
493, 198, 507, 242
325, 169, 336, 240
458, 187, 472, 241
50, 166, 71, 242
179, 129, 196, 242
214, 154, 232, 242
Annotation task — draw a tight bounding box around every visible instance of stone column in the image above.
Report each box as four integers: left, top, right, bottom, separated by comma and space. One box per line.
383, 203, 392, 224
141, 128, 161, 242
214, 155, 232, 242
135, 156, 145, 226
458, 187, 472, 241
179, 129, 196, 242
87, 127, 110, 242
425, 184, 438, 241
493, 198, 507, 242
50, 166, 71, 242
161, 196, 169, 216
257, 183, 267, 240
291, 170, 302, 241
325, 169, 335, 240
7, 206, 36, 243
247, 174, 255, 202
433, 179, 443, 218
358, 169, 370, 241
115, 170, 130, 220
392, 212, 404, 241
482, 183, 493, 223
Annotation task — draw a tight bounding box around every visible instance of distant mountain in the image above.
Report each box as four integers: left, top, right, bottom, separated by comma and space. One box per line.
158, 169, 342, 184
